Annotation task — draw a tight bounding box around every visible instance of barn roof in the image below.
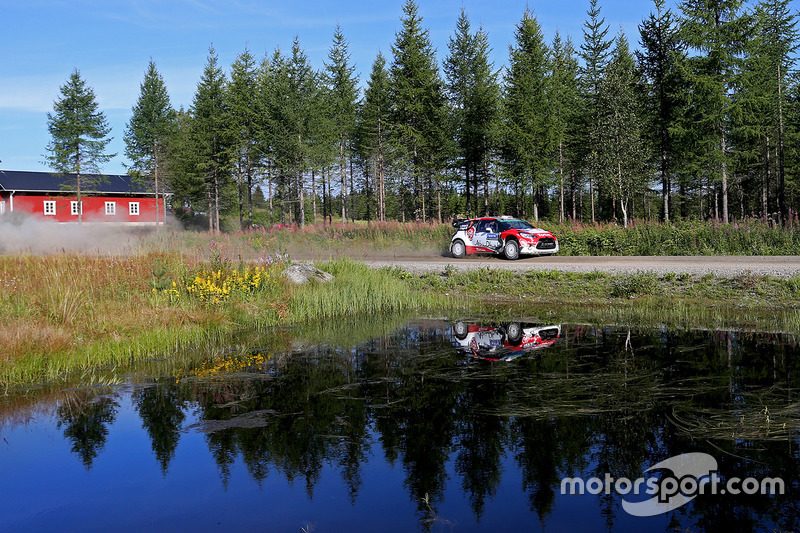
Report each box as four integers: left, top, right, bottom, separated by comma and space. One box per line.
0, 170, 152, 194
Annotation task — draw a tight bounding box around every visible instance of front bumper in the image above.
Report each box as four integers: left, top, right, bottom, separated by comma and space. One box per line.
520, 242, 559, 255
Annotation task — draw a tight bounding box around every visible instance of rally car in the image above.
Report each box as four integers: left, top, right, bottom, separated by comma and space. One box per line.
450, 216, 559, 260
451, 321, 561, 362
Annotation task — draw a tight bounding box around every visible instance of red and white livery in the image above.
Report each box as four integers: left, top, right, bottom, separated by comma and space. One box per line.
451, 321, 562, 362
450, 216, 558, 260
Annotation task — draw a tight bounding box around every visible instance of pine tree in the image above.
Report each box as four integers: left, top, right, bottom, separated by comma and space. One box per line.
358, 52, 392, 221
190, 45, 232, 233
44, 68, 114, 223
678, 0, 749, 223
325, 25, 359, 223
256, 50, 283, 225
579, 0, 613, 223
125, 60, 176, 229
502, 8, 551, 221
389, 0, 447, 222
596, 33, 650, 227
748, 0, 798, 220
444, 9, 500, 217
164, 107, 204, 221
637, 0, 683, 221
262, 39, 321, 227
227, 48, 260, 228
547, 32, 581, 222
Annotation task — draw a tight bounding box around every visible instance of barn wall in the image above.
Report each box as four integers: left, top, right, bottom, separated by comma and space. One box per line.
10, 193, 162, 223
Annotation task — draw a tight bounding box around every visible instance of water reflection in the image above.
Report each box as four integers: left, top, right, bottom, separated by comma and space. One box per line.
3, 321, 800, 532
451, 320, 561, 361
56, 391, 119, 469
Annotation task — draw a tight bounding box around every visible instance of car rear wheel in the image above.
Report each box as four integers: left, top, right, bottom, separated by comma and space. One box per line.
451, 239, 466, 259
503, 239, 519, 260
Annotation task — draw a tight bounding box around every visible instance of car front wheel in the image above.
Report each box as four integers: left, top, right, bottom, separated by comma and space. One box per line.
453, 321, 469, 340
503, 239, 519, 260
451, 239, 466, 258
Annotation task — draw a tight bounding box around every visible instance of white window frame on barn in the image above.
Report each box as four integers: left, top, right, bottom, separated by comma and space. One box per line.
105, 201, 116, 216
0, 201, 5, 215
70, 201, 82, 216
129, 202, 140, 216
44, 200, 56, 216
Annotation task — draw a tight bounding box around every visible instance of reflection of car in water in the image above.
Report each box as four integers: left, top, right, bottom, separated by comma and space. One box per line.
451, 321, 561, 361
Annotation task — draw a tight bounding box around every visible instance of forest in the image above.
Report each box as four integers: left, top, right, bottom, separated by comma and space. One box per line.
47, 0, 800, 231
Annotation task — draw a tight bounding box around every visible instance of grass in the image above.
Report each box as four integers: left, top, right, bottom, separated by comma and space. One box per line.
290, 258, 449, 321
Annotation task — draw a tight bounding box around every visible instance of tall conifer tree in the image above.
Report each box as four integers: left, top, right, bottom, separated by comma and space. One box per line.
190, 46, 232, 233
227, 48, 260, 228
444, 10, 499, 217
579, 0, 613, 223
638, 0, 682, 221
125, 60, 176, 228
679, 0, 749, 223
390, 0, 447, 222
358, 52, 392, 221
45, 68, 114, 223
325, 25, 359, 223
548, 32, 581, 222
502, 9, 551, 220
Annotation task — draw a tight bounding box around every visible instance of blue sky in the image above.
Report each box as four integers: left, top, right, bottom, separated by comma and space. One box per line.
1, 0, 676, 174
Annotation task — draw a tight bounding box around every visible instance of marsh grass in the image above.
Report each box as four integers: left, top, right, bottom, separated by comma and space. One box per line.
670, 392, 800, 441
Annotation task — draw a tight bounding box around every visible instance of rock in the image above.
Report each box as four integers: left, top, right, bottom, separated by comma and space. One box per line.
285, 263, 334, 285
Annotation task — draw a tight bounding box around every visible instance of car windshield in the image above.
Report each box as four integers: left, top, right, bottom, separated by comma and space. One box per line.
499, 219, 534, 231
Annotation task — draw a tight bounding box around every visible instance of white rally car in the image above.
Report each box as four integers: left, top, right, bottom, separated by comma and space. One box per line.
450, 216, 559, 260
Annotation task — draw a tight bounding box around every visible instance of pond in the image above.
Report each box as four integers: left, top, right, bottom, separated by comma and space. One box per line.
1, 318, 799, 532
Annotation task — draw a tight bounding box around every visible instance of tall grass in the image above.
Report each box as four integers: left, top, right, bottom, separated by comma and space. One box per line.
289, 258, 454, 321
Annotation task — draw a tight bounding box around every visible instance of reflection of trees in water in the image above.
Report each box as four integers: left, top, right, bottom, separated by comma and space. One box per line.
56, 390, 119, 469
45, 324, 800, 529
132, 384, 186, 475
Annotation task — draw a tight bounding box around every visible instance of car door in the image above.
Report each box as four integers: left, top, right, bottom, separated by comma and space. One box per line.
473, 220, 501, 251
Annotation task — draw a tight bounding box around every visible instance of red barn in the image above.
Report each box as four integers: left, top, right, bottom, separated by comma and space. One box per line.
0, 170, 167, 225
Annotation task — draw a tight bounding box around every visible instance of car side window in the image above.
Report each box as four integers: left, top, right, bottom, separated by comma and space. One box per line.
476, 220, 489, 232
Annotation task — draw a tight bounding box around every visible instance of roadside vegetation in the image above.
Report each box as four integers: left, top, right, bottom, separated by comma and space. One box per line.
145, 217, 800, 257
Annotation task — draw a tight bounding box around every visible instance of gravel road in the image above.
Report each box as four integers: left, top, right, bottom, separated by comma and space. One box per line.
294, 251, 800, 278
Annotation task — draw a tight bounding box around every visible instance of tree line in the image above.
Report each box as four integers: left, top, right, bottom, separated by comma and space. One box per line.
45, 0, 800, 231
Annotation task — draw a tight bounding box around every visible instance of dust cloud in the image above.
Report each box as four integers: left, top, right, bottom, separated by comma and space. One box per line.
0, 213, 171, 254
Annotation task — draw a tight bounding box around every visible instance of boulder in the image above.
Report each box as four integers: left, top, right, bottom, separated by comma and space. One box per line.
285, 263, 334, 285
